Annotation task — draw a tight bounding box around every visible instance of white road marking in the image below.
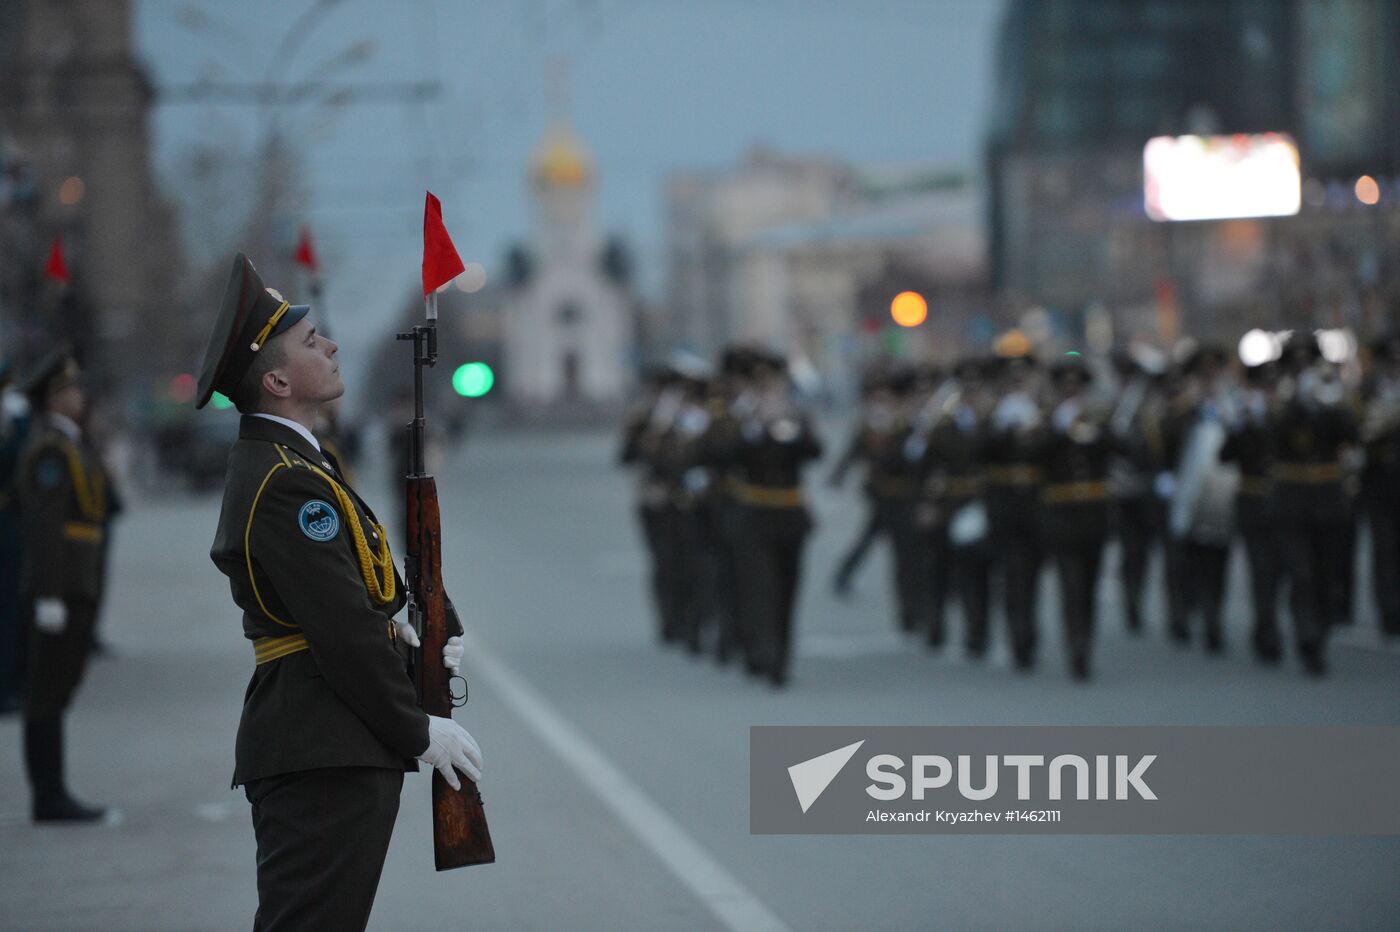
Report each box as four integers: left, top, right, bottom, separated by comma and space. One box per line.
463, 632, 790, 932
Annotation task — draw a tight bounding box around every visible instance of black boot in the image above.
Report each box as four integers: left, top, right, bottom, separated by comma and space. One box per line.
24, 717, 106, 823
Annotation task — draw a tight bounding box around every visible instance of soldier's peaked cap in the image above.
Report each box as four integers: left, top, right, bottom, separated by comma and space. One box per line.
21, 342, 80, 406
195, 253, 310, 409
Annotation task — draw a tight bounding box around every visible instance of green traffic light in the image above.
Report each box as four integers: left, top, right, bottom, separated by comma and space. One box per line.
211, 392, 234, 410
452, 362, 494, 398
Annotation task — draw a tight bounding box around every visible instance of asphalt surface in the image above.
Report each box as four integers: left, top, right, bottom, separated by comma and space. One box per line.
1, 423, 1397, 931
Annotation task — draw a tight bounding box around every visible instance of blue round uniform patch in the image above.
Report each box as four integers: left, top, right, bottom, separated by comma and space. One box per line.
298, 500, 340, 542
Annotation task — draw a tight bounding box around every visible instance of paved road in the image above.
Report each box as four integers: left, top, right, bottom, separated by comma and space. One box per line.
1, 425, 1397, 930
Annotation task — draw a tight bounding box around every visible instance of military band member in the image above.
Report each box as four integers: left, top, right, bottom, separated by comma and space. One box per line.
983, 354, 1045, 669
828, 367, 900, 597
197, 254, 482, 930
1361, 334, 1400, 641
1270, 337, 1357, 676
16, 346, 111, 821
722, 352, 821, 686
1221, 362, 1283, 662
1038, 358, 1114, 681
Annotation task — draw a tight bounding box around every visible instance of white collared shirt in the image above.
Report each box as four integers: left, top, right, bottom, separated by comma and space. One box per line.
250, 412, 321, 453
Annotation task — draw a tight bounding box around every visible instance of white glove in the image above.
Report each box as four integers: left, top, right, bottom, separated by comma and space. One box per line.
417, 715, 483, 790
35, 598, 66, 634
442, 635, 463, 674
394, 621, 463, 674
394, 618, 420, 648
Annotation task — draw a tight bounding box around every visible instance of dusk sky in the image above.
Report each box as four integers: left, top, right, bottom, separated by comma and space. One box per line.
137, 0, 1005, 383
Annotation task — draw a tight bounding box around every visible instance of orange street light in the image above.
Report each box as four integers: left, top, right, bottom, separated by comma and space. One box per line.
891, 291, 928, 328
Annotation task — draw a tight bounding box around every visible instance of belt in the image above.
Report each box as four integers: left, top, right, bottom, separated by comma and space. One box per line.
870, 476, 918, 498
731, 481, 804, 508
253, 622, 399, 665
1042, 480, 1109, 504
986, 465, 1041, 486
62, 521, 104, 544
253, 633, 309, 665
947, 476, 984, 498
1238, 475, 1272, 497
1271, 462, 1342, 484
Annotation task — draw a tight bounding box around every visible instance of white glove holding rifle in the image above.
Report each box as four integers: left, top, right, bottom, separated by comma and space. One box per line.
393, 620, 464, 673
417, 715, 483, 790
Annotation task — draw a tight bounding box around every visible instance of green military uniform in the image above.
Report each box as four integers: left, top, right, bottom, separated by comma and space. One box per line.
199, 254, 427, 931
17, 349, 112, 820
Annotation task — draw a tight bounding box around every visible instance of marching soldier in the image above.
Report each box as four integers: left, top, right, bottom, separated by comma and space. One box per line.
921, 359, 993, 658
197, 255, 481, 929
1167, 345, 1236, 654
1270, 336, 1358, 675
1037, 357, 1114, 681
1360, 334, 1400, 641
828, 366, 900, 597
720, 352, 821, 686
983, 354, 1045, 669
620, 367, 686, 645
1221, 361, 1283, 662
703, 347, 756, 664
1106, 349, 1164, 635
16, 346, 110, 821
867, 367, 929, 635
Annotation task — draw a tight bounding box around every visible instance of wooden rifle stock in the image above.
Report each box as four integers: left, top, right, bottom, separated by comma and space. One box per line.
407, 474, 496, 870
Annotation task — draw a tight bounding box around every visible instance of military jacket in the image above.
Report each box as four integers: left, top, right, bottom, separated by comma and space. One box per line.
210, 416, 427, 785
18, 418, 109, 602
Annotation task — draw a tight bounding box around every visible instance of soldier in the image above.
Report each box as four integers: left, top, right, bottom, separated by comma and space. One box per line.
1360, 334, 1400, 641
1269, 335, 1358, 675
1221, 361, 1283, 662
197, 255, 481, 930
719, 351, 821, 686
620, 367, 685, 645
15, 346, 110, 821
1106, 347, 1165, 635
702, 347, 755, 664
1038, 357, 1114, 681
920, 358, 993, 658
982, 354, 1045, 669
827, 366, 900, 597
1153, 356, 1201, 644
0, 356, 30, 713
1166, 345, 1237, 653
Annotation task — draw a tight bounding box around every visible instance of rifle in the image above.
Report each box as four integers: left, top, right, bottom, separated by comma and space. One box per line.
398, 292, 496, 870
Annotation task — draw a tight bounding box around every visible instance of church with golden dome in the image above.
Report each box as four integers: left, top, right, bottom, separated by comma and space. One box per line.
503, 119, 634, 405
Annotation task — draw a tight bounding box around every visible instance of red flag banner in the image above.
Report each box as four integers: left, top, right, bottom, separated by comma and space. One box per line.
45, 236, 70, 284
294, 226, 320, 273
422, 191, 464, 295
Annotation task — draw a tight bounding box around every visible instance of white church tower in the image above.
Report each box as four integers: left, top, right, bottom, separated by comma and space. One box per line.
504, 119, 631, 404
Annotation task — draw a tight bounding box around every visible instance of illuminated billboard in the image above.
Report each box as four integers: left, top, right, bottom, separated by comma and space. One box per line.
1143, 134, 1301, 222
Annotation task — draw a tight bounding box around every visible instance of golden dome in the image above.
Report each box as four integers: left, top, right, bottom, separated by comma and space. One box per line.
531, 123, 593, 188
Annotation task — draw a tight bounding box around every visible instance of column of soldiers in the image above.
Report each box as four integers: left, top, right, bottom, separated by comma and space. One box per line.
622, 330, 1400, 688
619, 347, 821, 687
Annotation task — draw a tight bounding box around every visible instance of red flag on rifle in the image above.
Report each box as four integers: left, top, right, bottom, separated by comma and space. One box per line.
45, 236, 70, 284
422, 191, 464, 295
294, 226, 320, 274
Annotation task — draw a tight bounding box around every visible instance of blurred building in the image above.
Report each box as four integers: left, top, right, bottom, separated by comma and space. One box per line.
665, 146, 857, 356
503, 120, 632, 404
369, 120, 638, 417
664, 150, 989, 396
0, 0, 182, 399
986, 0, 1400, 342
